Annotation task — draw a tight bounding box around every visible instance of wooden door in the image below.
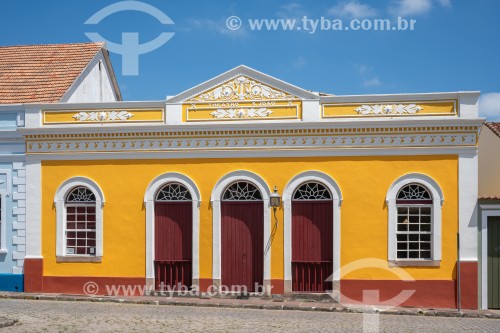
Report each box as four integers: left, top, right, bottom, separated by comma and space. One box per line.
221, 201, 264, 292
154, 201, 192, 290
488, 216, 500, 308
292, 200, 333, 292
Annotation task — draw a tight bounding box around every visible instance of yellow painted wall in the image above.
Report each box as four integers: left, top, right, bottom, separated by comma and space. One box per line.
322, 101, 457, 118
182, 101, 302, 122
42, 155, 458, 280
43, 109, 164, 124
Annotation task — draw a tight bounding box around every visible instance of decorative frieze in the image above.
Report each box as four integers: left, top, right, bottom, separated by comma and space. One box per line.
26, 128, 478, 154
72, 110, 134, 122
355, 104, 423, 115
210, 108, 273, 119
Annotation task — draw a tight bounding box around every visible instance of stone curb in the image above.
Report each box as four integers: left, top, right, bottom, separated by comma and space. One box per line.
1, 293, 500, 320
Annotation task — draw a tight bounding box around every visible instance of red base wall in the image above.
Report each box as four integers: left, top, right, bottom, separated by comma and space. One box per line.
340, 280, 457, 308
42, 277, 146, 296
340, 261, 478, 309
459, 261, 478, 309
24, 258, 43, 293
271, 279, 284, 294
198, 278, 213, 292
24, 261, 478, 308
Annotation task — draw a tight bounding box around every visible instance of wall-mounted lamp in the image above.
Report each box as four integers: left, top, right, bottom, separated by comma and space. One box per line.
270, 186, 281, 209
266, 186, 281, 253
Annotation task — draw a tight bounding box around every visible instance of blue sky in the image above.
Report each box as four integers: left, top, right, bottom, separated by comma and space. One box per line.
1, 0, 499, 119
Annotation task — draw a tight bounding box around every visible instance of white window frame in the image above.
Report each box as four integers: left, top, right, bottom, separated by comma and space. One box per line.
386, 173, 443, 266
54, 177, 104, 262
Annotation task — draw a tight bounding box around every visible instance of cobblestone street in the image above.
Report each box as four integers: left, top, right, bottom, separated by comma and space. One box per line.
0, 299, 499, 332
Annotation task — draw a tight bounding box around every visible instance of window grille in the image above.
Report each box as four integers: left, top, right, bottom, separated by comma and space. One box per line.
222, 182, 262, 201
66, 186, 96, 255
156, 183, 192, 201
293, 182, 332, 200
395, 184, 433, 260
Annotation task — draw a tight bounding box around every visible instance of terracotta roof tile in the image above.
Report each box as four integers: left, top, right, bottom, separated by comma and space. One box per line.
0, 42, 104, 104
485, 122, 500, 138
479, 196, 500, 201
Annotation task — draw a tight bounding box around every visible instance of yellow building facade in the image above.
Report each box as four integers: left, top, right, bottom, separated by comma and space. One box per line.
23, 66, 483, 309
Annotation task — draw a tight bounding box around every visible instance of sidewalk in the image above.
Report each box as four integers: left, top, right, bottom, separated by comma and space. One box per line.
1, 291, 500, 320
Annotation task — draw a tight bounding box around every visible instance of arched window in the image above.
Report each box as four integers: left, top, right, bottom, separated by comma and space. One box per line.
55, 177, 104, 262
293, 182, 332, 200
156, 183, 192, 201
222, 182, 262, 201
65, 186, 97, 256
387, 174, 443, 265
395, 184, 433, 260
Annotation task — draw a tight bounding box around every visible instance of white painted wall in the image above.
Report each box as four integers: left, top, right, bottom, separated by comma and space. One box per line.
459, 153, 479, 261
456, 93, 480, 260
61, 51, 119, 103
459, 92, 480, 118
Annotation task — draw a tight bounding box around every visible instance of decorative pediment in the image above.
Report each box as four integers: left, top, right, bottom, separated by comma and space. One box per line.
168, 65, 319, 122
168, 65, 319, 104
182, 74, 305, 122
187, 76, 296, 102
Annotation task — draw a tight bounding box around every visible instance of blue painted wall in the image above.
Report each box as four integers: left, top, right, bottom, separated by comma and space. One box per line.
0, 273, 23, 292
0, 108, 25, 292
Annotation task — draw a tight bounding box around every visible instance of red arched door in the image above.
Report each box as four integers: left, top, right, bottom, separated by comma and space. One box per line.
154, 183, 192, 290
292, 182, 333, 292
221, 182, 264, 292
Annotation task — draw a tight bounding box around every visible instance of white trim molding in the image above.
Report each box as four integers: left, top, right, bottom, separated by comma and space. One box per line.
25, 157, 42, 258
26, 128, 478, 155
54, 177, 105, 259
480, 208, 500, 309
458, 153, 479, 261
283, 171, 343, 291
0, 168, 12, 253
210, 170, 271, 287
143, 172, 201, 287
386, 173, 444, 263
0, 190, 7, 253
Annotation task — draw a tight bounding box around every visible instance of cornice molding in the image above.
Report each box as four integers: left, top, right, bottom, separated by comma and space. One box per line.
26, 126, 478, 154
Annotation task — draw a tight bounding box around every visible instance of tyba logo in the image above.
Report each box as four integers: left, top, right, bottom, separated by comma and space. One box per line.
85, 1, 175, 75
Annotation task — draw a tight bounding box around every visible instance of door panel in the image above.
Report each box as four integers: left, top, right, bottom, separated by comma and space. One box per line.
488, 216, 500, 309
221, 201, 263, 292
292, 201, 333, 292
154, 202, 192, 290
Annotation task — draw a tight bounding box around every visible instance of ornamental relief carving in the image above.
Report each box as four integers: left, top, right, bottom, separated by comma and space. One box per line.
209, 108, 273, 119
355, 104, 423, 115
189, 76, 295, 102
27, 132, 477, 154
72, 111, 134, 122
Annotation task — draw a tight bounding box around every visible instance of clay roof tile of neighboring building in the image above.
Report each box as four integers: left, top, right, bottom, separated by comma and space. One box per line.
0, 42, 104, 104
485, 122, 500, 138
479, 196, 500, 201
